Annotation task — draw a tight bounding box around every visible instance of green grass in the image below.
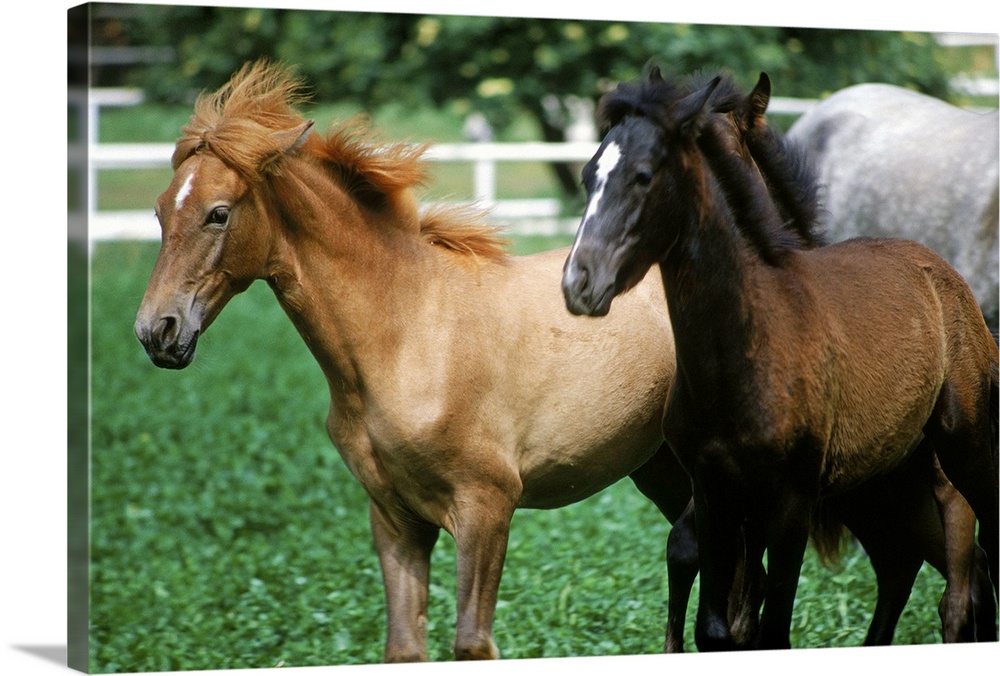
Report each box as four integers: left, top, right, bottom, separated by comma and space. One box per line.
87, 238, 955, 673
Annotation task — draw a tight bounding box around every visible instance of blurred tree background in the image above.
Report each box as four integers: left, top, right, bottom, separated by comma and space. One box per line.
83, 3, 994, 196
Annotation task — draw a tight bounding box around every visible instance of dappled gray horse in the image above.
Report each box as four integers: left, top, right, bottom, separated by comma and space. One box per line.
788, 83, 999, 329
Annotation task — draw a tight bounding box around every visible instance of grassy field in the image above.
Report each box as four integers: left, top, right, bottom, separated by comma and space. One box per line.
87, 234, 952, 673
83, 87, 976, 670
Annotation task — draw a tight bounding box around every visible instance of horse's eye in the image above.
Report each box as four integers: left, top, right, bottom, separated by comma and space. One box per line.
635, 169, 653, 187
206, 207, 230, 227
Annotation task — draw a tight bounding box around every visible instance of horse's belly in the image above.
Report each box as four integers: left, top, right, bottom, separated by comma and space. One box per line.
504, 258, 674, 508
512, 374, 670, 507
516, 428, 664, 509
821, 401, 936, 494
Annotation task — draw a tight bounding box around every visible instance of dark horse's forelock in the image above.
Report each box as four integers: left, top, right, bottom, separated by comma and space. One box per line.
597, 73, 687, 134
597, 70, 741, 134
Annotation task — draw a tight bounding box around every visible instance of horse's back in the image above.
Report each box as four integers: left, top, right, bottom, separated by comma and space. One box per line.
788, 84, 999, 325
807, 237, 984, 340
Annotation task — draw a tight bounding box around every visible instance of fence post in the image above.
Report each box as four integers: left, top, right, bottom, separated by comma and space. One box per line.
473, 158, 497, 205
464, 113, 498, 205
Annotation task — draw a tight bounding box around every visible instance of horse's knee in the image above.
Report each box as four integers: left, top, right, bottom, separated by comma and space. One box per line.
667, 525, 699, 572
938, 588, 975, 643
384, 644, 427, 663
695, 614, 735, 652
453, 631, 499, 660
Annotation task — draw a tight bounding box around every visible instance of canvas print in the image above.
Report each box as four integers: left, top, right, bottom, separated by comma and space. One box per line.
68, 2, 1000, 673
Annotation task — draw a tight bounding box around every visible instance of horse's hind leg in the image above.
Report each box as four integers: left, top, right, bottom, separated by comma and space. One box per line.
971, 545, 998, 640
826, 448, 931, 645
852, 522, 924, 645
931, 453, 980, 642
928, 369, 1000, 599
369, 500, 441, 662
866, 554, 924, 645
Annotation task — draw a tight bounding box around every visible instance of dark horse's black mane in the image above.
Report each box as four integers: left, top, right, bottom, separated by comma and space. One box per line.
716, 74, 826, 253
598, 70, 826, 266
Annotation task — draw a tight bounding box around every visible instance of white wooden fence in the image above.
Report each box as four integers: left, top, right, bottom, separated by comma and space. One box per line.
70, 91, 831, 242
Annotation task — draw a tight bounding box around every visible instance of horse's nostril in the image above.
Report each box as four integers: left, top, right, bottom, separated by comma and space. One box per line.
155, 316, 179, 347
563, 259, 588, 291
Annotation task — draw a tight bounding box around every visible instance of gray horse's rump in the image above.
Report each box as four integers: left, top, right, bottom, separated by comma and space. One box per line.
788, 83, 999, 329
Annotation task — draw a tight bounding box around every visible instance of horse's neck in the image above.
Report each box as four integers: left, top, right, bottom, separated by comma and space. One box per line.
660, 168, 762, 410
264, 167, 436, 399
662, 121, 798, 402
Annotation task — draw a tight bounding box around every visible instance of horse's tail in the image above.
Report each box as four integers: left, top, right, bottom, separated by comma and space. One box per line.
810, 499, 849, 569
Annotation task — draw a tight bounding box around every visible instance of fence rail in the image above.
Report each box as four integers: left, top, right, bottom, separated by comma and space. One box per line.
71, 92, 836, 242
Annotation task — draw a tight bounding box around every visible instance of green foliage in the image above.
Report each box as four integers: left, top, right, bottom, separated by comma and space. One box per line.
92, 4, 975, 199
104, 4, 961, 126
87, 240, 953, 672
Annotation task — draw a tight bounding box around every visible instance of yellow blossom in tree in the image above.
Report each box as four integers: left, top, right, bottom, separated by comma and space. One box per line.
477, 77, 515, 98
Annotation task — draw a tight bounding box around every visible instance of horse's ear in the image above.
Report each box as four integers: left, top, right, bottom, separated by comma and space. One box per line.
677, 76, 721, 135
648, 66, 665, 83
274, 120, 315, 155
260, 120, 314, 174
748, 73, 771, 121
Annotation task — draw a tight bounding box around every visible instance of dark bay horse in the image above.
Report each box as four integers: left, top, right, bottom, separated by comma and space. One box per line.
721, 72, 996, 644
787, 83, 999, 330
562, 69, 999, 650
134, 60, 703, 662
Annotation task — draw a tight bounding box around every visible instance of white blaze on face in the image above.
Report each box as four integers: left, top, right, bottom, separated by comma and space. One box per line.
583, 142, 622, 225
174, 168, 196, 212
569, 141, 622, 261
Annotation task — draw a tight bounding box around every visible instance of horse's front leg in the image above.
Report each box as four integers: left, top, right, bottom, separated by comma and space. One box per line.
628, 444, 699, 653
369, 499, 440, 663
691, 472, 745, 652
450, 483, 520, 660
728, 520, 766, 648
664, 502, 699, 652
755, 483, 816, 650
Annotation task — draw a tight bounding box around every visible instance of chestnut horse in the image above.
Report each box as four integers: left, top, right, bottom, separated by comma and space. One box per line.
562, 69, 999, 650
134, 60, 702, 662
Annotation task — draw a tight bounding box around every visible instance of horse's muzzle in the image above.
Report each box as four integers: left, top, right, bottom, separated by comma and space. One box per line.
562, 257, 614, 317
134, 315, 200, 369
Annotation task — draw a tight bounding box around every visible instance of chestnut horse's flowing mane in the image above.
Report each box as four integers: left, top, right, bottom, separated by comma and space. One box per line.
175, 60, 509, 261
